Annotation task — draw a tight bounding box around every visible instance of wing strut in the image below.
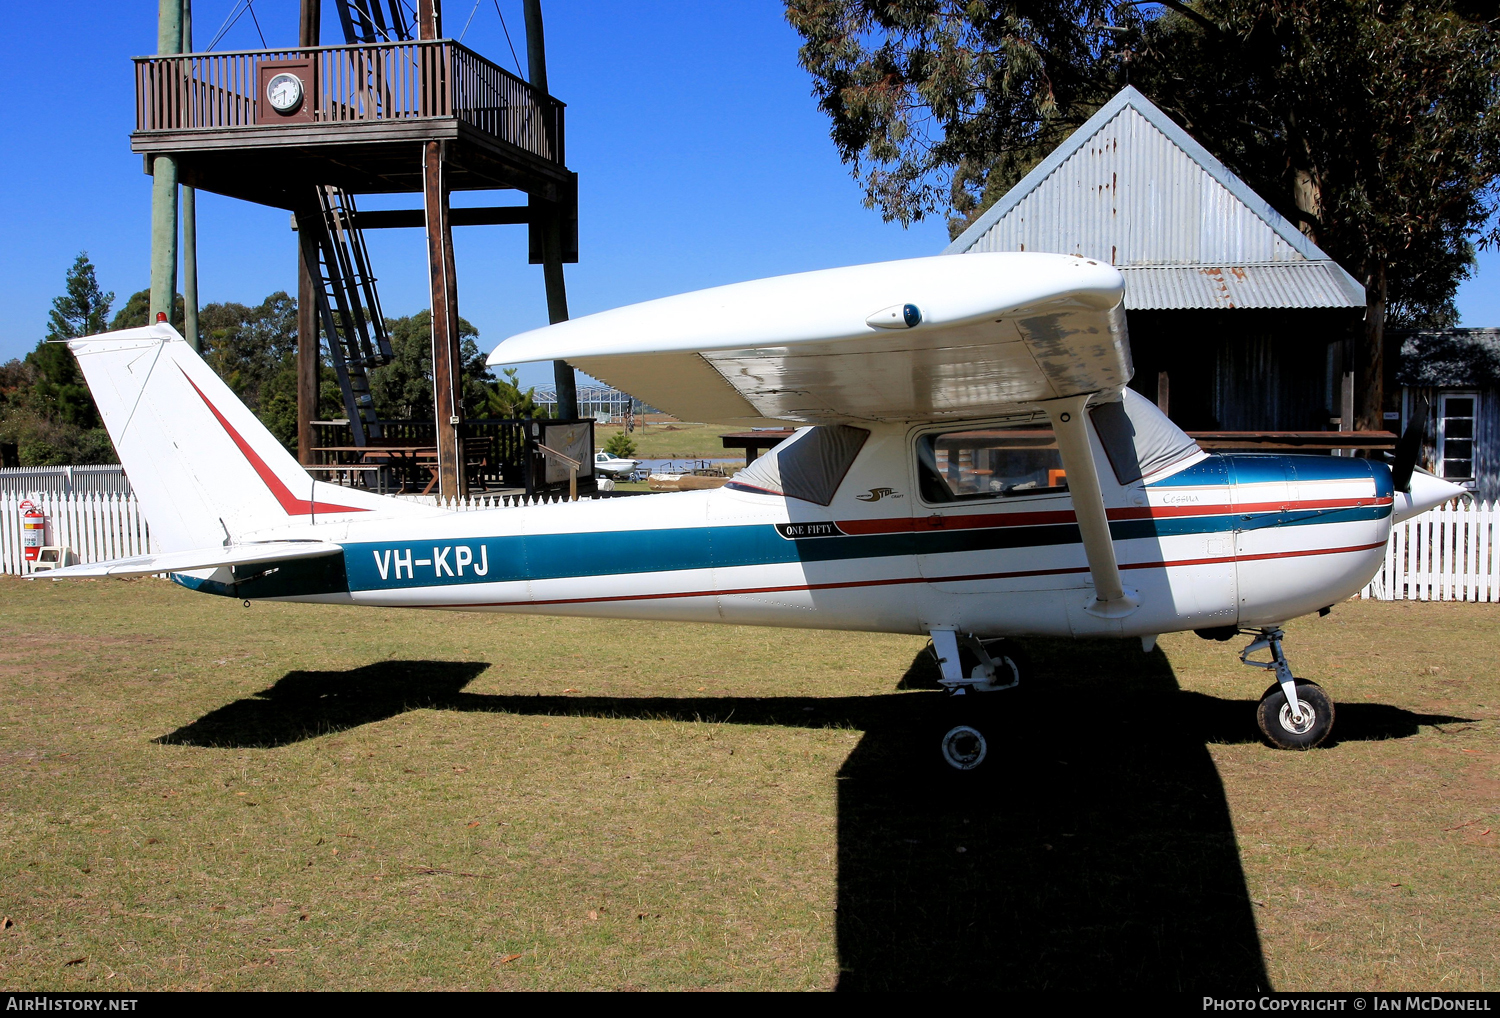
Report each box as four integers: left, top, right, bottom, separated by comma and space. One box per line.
1044, 394, 1139, 619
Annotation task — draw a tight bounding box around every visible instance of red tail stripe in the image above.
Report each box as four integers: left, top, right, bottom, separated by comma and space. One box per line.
179, 368, 368, 516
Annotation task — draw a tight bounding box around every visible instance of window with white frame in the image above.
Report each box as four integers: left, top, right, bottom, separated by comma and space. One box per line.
1437, 393, 1477, 483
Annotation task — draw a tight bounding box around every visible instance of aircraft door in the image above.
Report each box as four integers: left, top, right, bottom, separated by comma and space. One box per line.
908, 416, 1077, 636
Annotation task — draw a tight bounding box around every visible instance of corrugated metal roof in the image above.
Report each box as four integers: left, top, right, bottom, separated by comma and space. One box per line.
946, 86, 1365, 309
1120, 264, 1366, 310
1397, 329, 1500, 387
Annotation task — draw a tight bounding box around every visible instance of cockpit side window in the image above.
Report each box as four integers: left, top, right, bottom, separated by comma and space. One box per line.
1089, 400, 1143, 485
727, 425, 870, 505
916, 417, 1068, 503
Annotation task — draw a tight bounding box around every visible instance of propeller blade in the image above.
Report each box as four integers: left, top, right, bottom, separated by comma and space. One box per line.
1391, 396, 1429, 493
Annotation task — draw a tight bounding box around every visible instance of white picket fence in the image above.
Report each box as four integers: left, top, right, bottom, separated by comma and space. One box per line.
0, 490, 609, 576
1360, 499, 1500, 602
4, 491, 1497, 600
1, 492, 156, 576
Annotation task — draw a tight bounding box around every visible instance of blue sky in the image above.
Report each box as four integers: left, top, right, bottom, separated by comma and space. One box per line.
1, 1, 1495, 388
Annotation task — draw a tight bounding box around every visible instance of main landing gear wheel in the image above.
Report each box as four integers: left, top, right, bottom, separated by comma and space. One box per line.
939, 719, 990, 772
1257, 679, 1334, 750
927, 631, 1019, 773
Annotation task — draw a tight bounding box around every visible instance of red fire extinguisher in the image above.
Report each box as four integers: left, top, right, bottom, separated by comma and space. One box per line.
21, 499, 46, 562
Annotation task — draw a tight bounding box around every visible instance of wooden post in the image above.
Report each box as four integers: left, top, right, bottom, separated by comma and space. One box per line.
149, 0, 182, 326
523, 0, 578, 420
294, 0, 320, 465
297, 246, 319, 465
299, 0, 319, 50
1156, 370, 1170, 416
423, 140, 464, 500
181, 0, 199, 352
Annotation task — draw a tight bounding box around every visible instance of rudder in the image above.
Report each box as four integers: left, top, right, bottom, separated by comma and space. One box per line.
68, 323, 417, 552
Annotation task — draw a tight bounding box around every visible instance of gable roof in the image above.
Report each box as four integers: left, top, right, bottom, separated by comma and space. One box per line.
945, 86, 1365, 310
1397, 329, 1500, 388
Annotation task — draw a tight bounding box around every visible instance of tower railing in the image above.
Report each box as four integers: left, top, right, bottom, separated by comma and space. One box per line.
134, 39, 564, 164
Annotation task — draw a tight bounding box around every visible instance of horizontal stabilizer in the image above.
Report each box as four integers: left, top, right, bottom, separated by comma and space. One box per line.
40, 541, 344, 579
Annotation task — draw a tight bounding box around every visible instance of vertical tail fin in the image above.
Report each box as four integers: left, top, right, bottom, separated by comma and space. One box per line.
68, 323, 419, 552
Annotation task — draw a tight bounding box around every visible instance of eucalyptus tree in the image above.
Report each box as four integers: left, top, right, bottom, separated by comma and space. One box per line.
787, 0, 1500, 428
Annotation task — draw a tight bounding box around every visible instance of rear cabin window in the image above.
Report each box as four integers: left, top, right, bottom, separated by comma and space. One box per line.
917, 419, 1068, 503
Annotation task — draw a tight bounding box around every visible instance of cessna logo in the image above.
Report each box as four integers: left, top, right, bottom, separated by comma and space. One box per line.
856, 487, 902, 502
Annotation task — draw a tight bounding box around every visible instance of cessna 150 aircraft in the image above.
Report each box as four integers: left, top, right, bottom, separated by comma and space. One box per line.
45, 252, 1461, 769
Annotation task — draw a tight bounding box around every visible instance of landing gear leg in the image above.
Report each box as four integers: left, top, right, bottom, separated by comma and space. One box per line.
1240, 627, 1335, 749
929, 629, 1019, 772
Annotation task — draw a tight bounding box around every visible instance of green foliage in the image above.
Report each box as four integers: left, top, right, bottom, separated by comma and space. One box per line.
603, 431, 638, 458
368, 310, 491, 420
0, 254, 118, 465
786, 0, 1118, 228
46, 253, 114, 343
195, 291, 332, 452
109, 289, 184, 332
787, 0, 1500, 423
479, 366, 548, 419
3, 260, 519, 464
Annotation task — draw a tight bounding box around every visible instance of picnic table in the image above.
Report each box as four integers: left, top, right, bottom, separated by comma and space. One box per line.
313, 445, 440, 494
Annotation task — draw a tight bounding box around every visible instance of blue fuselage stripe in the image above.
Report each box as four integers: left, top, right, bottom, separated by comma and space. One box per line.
340, 502, 1390, 592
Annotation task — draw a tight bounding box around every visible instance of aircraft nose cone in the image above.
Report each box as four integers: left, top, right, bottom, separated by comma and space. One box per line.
1393, 470, 1467, 522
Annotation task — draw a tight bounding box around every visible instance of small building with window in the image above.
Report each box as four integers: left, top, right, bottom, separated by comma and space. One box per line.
1396, 328, 1500, 500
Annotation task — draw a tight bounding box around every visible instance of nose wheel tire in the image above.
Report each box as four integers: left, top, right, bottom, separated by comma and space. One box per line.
1257, 679, 1335, 750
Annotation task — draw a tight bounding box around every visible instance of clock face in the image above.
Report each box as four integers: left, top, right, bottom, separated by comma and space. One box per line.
266, 72, 304, 113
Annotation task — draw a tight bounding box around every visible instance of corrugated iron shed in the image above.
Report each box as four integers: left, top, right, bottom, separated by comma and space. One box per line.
945, 86, 1365, 310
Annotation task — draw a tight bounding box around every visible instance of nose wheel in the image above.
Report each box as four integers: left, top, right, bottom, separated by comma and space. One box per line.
1257, 678, 1334, 749
1241, 628, 1336, 749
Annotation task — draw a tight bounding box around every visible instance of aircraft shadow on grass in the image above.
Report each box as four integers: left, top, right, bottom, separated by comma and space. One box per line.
157, 644, 1473, 992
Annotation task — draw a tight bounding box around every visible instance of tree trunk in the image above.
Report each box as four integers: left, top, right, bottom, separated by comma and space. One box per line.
1357, 263, 1387, 432
1293, 167, 1321, 243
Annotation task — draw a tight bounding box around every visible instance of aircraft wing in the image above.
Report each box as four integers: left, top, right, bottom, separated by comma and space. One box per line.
39, 541, 344, 579
489, 252, 1129, 425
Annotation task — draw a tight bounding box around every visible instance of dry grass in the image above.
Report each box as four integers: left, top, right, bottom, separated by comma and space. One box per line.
594, 422, 742, 460
0, 577, 1495, 991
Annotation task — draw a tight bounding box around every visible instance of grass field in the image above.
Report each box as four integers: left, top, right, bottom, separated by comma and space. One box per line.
593, 421, 742, 461
0, 578, 1495, 991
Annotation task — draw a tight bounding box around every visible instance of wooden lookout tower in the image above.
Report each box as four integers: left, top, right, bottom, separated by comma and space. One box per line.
131, 0, 580, 498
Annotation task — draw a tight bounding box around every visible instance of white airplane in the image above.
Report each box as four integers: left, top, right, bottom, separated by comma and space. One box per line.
43, 252, 1460, 769
592, 450, 640, 478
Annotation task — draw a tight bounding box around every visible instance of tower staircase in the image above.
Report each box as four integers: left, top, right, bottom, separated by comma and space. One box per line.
334, 0, 415, 44
294, 186, 394, 445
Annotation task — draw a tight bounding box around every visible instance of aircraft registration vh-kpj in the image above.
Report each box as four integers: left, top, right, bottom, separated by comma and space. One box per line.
45, 252, 1462, 769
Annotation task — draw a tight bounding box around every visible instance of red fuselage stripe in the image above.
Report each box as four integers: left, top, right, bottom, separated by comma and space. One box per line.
832, 496, 1390, 535
179, 368, 367, 516
435, 541, 1387, 610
